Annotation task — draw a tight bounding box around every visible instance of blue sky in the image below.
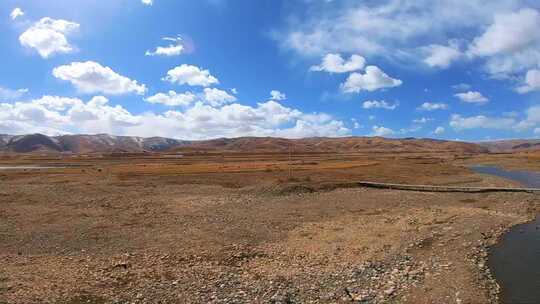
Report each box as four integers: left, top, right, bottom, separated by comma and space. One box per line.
1, 0, 540, 141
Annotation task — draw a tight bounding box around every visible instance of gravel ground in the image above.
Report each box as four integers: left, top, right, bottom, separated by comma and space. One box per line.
0, 159, 538, 304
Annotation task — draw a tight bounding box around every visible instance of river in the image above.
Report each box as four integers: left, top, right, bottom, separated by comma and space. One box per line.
471, 166, 540, 304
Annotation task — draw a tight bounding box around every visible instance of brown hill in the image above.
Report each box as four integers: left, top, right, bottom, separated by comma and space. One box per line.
479, 139, 540, 153
0, 134, 188, 154
177, 136, 487, 154
0, 134, 489, 154
3, 134, 63, 153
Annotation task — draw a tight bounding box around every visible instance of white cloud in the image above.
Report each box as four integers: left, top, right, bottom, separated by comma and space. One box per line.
413, 117, 433, 124
163, 64, 219, 87
68, 96, 141, 127
146, 36, 184, 56
362, 100, 398, 110
467, 8, 540, 78
446, 105, 540, 133
10, 8, 24, 20
144, 91, 197, 106
521, 105, 540, 128
278, 1, 540, 84
454, 91, 489, 104
371, 125, 394, 137
449, 114, 517, 131
310, 53, 366, 73
422, 42, 462, 68
399, 125, 422, 134
33, 95, 81, 111
468, 8, 540, 57
516, 69, 540, 93
452, 83, 471, 91
270, 90, 286, 101
203, 88, 237, 106
433, 126, 445, 135
0, 95, 350, 139
141, 0, 153, 5
145, 88, 237, 107
482, 47, 540, 79
52, 61, 147, 95
418, 102, 448, 111
19, 17, 79, 58
0, 87, 28, 101
278, 1, 520, 60
341, 66, 402, 93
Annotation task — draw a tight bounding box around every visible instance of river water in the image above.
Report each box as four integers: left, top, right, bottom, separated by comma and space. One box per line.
471, 166, 540, 304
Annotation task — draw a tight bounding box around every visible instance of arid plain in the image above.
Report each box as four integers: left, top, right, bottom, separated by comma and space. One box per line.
1, 139, 539, 304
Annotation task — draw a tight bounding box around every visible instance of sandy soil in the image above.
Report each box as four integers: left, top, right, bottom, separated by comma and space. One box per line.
0, 152, 538, 304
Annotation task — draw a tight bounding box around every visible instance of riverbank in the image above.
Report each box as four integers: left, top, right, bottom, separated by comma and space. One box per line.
471, 166, 540, 304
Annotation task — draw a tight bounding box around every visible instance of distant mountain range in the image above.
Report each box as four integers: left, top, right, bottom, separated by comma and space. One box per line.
0, 133, 499, 154
478, 139, 540, 153
0, 134, 189, 154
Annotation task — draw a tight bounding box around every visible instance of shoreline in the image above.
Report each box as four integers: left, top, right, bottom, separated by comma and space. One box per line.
475, 170, 540, 304
476, 213, 536, 303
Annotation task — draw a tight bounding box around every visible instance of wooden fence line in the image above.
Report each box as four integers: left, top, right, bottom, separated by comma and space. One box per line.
351, 181, 540, 194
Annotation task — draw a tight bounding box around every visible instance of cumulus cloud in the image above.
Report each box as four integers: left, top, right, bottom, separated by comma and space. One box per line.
371, 125, 394, 137
362, 100, 398, 110
144, 91, 197, 106
352, 120, 361, 129
52, 61, 147, 95
516, 69, 540, 93
0, 95, 140, 133
519, 105, 540, 130
413, 117, 433, 124
19, 17, 79, 58
341, 66, 402, 93
454, 91, 489, 104
32, 95, 81, 111
452, 83, 471, 91
203, 88, 237, 106
270, 90, 286, 101
0, 95, 350, 139
278, 1, 540, 83
10, 8, 24, 20
163, 64, 219, 87
467, 8, 540, 78
468, 8, 540, 57
144, 88, 237, 107
447, 105, 540, 133
278, 1, 521, 59
141, 0, 153, 5
310, 53, 366, 73
433, 126, 445, 135
450, 114, 517, 131
418, 102, 448, 111
146, 36, 184, 56
421, 42, 462, 68
0, 87, 28, 101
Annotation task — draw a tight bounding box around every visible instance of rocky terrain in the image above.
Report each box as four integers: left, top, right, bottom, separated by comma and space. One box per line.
0, 151, 538, 303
